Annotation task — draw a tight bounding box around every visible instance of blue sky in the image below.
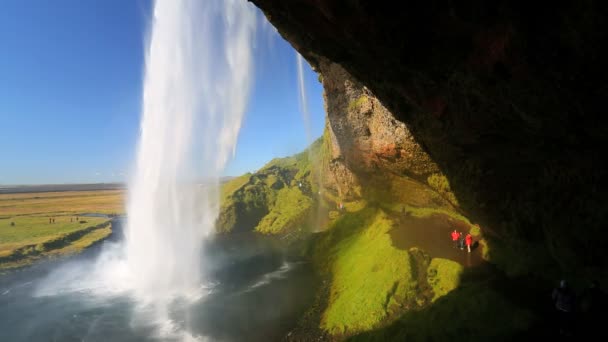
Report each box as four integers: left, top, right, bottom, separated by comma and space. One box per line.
0, 0, 325, 185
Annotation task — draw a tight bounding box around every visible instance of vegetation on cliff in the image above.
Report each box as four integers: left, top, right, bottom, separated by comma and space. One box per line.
218, 138, 325, 237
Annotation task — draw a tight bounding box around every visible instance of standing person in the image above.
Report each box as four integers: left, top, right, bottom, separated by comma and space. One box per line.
49, 217, 51, 224
458, 232, 465, 250
465, 233, 473, 253
552, 280, 576, 336
451, 230, 459, 248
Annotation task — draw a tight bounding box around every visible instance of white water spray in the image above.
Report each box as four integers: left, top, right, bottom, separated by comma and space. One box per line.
126, 0, 256, 301
296, 53, 313, 144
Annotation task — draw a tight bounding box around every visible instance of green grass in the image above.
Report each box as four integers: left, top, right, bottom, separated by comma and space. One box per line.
427, 258, 463, 301
427, 173, 459, 206
47, 225, 112, 256
403, 205, 472, 225
0, 190, 119, 269
350, 280, 535, 341
0, 216, 108, 255
220, 173, 251, 206
255, 186, 313, 234
218, 137, 324, 234
317, 208, 417, 335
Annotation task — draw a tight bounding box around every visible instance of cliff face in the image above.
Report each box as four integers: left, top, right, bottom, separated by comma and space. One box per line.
251, 0, 608, 276
319, 62, 440, 202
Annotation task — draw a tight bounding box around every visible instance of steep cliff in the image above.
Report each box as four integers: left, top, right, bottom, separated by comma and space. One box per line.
251, 0, 608, 278
320, 62, 441, 198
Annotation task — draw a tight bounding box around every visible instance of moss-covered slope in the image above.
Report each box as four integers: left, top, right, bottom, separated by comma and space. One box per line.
217, 139, 324, 236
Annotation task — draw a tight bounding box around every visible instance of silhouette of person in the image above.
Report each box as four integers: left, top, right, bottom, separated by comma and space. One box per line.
552, 280, 576, 336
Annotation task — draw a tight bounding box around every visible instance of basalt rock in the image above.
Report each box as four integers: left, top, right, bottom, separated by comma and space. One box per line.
250, 0, 608, 276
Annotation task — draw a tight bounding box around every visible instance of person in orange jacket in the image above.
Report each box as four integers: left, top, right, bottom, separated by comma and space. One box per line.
465, 233, 473, 253
451, 230, 459, 248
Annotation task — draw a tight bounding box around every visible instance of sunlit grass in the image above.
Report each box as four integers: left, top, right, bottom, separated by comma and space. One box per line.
0, 216, 108, 254
315, 208, 417, 335
426, 258, 463, 302
0, 190, 125, 217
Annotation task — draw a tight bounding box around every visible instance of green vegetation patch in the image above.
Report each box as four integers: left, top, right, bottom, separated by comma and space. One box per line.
427, 173, 459, 206
350, 281, 535, 341
47, 225, 112, 256
319, 208, 417, 335
0, 216, 108, 254
427, 258, 463, 301
220, 173, 251, 206
0, 217, 112, 269
256, 186, 313, 234
348, 95, 369, 112
218, 138, 324, 234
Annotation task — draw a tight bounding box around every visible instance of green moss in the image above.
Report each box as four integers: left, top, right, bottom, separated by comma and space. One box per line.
363, 175, 453, 212
255, 186, 313, 234
469, 224, 481, 237
348, 95, 369, 112
403, 205, 472, 225
427, 173, 459, 206
220, 173, 251, 205
426, 258, 463, 301
318, 208, 417, 335
350, 281, 535, 341
218, 137, 325, 234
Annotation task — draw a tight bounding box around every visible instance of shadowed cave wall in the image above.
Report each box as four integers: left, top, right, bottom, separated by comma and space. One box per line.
249, 0, 608, 278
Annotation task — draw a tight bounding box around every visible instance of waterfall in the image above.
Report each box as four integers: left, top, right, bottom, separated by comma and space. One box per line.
125, 0, 256, 301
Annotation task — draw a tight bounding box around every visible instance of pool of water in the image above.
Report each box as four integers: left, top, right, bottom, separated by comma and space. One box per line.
0, 221, 316, 341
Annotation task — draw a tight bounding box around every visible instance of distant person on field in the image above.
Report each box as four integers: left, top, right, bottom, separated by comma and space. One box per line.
465, 233, 473, 253
451, 230, 459, 247
552, 279, 576, 336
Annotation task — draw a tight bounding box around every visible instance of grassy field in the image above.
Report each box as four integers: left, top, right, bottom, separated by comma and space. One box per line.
0, 216, 108, 256
0, 190, 124, 269
0, 189, 125, 218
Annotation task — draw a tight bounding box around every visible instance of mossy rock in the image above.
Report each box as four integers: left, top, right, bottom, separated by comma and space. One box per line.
427, 258, 463, 302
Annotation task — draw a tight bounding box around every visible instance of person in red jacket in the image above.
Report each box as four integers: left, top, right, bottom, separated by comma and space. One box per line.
465, 233, 473, 253
451, 230, 459, 248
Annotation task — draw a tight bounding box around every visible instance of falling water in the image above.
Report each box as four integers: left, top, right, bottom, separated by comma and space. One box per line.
125, 0, 256, 301
296, 53, 312, 144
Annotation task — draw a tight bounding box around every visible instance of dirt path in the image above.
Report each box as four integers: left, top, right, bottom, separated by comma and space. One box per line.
389, 213, 484, 267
